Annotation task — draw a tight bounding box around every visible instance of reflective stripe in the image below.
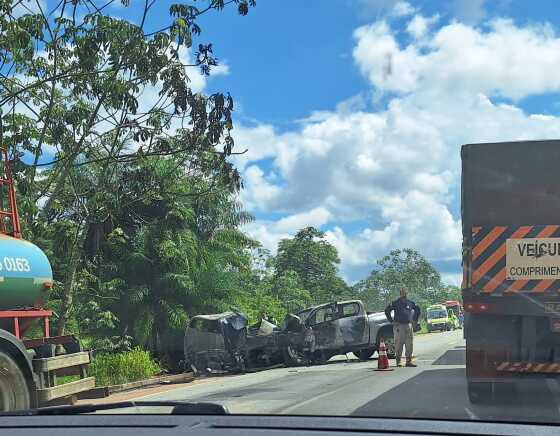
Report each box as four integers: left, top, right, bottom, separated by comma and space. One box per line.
496, 362, 509, 371
496, 362, 560, 373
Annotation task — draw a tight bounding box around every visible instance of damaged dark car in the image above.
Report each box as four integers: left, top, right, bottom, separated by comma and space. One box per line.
184, 300, 393, 374
184, 311, 284, 374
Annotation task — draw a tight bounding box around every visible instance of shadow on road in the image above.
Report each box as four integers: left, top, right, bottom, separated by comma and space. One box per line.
352, 366, 560, 423
432, 346, 466, 365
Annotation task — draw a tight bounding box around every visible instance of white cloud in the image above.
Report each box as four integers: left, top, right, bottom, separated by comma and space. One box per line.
177, 47, 230, 94
392, 1, 416, 17
353, 18, 560, 101
406, 14, 439, 39
442, 273, 463, 287
234, 13, 560, 283
275, 207, 331, 233
243, 207, 333, 253
451, 0, 487, 24
240, 165, 282, 211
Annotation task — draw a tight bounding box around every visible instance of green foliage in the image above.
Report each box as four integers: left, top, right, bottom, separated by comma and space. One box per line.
1, 0, 256, 338
88, 348, 162, 386
353, 249, 461, 316
275, 227, 349, 304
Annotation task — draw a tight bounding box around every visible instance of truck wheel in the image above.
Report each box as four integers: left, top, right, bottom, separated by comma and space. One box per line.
353, 348, 375, 360
0, 352, 31, 411
468, 381, 493, 404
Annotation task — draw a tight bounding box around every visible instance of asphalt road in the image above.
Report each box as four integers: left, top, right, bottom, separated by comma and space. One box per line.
129, 329, 560, 423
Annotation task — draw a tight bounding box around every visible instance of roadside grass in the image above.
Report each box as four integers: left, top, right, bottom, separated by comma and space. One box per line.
416, 320, 430, 335
88, 347, 162, 387
55, 375, 80, 386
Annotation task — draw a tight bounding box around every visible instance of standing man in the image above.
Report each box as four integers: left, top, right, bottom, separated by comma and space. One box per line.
384, 287, 420, 367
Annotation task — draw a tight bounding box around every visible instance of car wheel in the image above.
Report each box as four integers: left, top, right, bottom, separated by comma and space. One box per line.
353, 348, 375, 360
282, 344, 307, 367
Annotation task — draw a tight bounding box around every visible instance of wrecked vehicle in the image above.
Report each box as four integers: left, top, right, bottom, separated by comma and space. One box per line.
282, 300, 394, 365
184, 311, 284, 374
184, 300, 393, 374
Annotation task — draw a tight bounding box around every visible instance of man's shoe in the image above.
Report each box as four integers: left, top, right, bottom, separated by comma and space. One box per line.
395, 359, 403, 367
405, 360, 417, 367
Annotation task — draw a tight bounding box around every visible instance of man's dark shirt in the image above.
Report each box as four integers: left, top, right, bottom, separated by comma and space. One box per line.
385, 297, 420, 324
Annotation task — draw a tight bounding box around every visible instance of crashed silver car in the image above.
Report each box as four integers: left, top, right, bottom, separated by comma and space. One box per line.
282, 300, 394, 365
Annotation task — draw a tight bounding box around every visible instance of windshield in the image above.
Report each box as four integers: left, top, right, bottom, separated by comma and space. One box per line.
427, 310, 448, 320
2, 0, 560, 427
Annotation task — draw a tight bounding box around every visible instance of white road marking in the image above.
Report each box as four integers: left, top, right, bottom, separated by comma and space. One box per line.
276, 372, 375, 414
545, 378, 560, 415
464, 407, 478, 420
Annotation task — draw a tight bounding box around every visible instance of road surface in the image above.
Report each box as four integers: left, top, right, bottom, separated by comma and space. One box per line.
122, 329, 560, 423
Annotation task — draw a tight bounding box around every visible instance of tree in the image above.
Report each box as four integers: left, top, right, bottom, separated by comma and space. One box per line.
92, 157, 256, 350
275, 227, 349, 304
353, 249, 447, 313
1, 0, 257, 335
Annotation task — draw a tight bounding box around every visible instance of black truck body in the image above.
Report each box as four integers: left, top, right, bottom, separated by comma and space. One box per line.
462, 140, 560, 403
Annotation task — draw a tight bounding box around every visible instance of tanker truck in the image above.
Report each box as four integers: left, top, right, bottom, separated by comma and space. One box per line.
0, 149, 94, 411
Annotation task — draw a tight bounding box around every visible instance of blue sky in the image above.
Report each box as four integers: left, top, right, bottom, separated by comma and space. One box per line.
110, 0, 560, 284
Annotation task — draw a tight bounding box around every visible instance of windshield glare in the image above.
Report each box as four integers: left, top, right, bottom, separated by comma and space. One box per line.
2, 0, 560, 427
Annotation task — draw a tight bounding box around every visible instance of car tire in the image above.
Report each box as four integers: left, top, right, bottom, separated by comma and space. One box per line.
353, 348, 375, 360
282, 344, 307, 367
0, 352, 31, 411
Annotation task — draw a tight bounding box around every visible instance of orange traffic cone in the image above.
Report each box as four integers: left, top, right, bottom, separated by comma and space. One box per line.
375, 340, 393, 371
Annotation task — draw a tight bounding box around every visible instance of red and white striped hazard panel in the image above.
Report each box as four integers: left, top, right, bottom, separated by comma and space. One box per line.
496, 362, 560, 373
471, 225, 560, 294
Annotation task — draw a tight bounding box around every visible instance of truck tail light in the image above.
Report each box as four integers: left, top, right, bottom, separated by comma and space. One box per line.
465, 302, 493, 313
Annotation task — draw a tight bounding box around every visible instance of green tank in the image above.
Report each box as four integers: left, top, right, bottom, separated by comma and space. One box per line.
0, 234, 53, 309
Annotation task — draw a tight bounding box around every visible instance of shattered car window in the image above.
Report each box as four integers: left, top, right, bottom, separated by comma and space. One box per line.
340, 302, 360, 317
309, 306, 337, 325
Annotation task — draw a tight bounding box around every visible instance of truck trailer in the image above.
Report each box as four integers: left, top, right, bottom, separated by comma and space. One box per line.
0, 149, 94, 411
462, 140, 560, 403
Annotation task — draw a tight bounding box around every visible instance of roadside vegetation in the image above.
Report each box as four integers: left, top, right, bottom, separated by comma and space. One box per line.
0, 0, 461, 381
88, 348, 162, 387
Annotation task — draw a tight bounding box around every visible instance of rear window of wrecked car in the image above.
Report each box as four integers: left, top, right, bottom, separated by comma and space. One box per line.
190, 319, 221, 333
